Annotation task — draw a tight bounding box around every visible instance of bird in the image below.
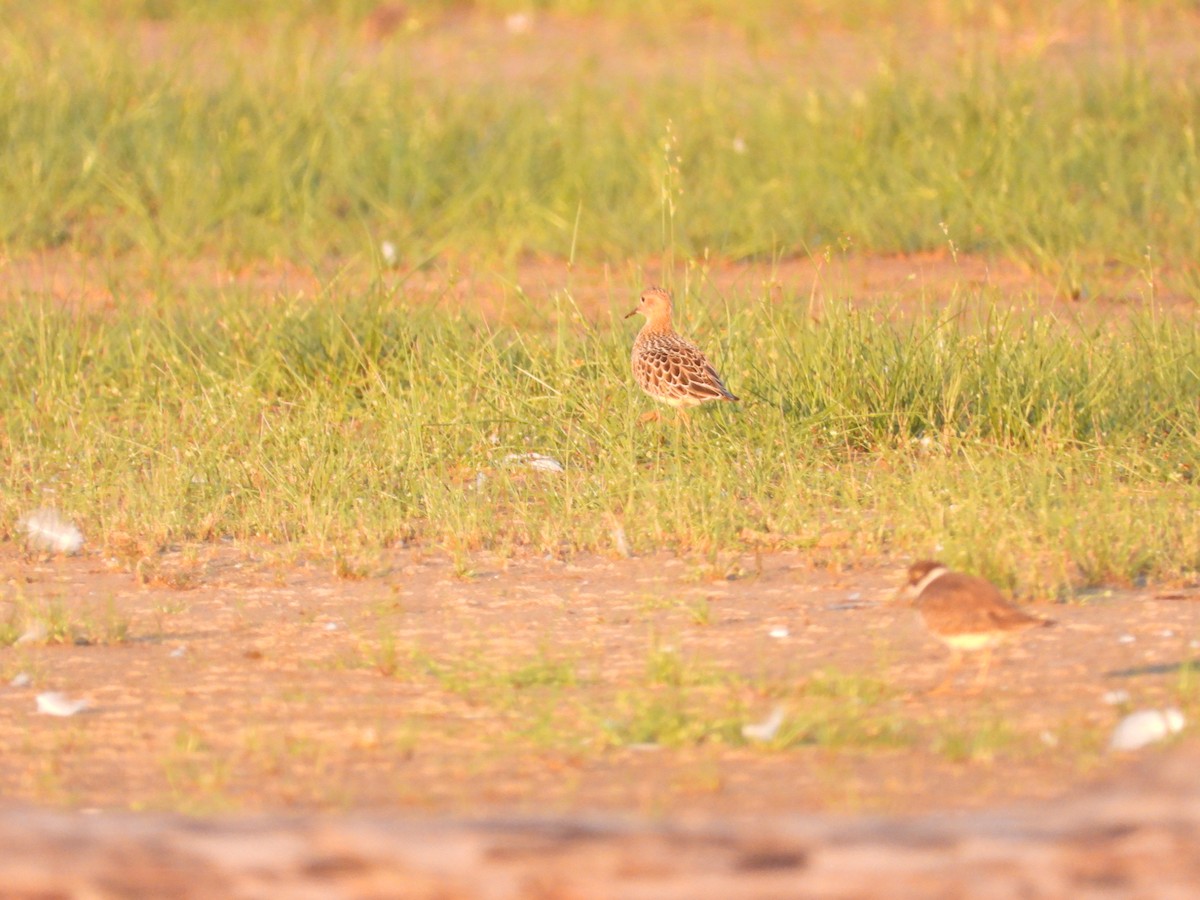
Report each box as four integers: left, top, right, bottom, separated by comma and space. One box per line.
625, 287, 738, 421
898, 559, 1053, 692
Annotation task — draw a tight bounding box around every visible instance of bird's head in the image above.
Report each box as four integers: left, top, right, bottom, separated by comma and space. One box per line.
895, 559, 949, 602
625, 286, 673, 325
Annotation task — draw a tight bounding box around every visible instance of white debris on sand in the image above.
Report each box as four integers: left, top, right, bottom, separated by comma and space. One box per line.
502, 453, 564, 473
1109, 709, 1184, 752
36, 692, 91, 717
18, 508, 85, 555
15, 621, 49, 645
742, 707, 786, 743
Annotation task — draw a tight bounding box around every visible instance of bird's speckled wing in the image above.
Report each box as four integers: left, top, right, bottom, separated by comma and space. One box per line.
632, 334, 738, 404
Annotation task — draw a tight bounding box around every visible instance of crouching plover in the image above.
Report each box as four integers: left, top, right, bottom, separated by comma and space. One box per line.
899, 560, 1053, 692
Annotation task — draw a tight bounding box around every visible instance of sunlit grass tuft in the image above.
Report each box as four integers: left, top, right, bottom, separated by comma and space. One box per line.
4, 287, 1196, 594
0, 591, 133, 648
2, 3, 1200, 283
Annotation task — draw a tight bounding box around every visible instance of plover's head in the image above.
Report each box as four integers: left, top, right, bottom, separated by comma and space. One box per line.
906, 559, 947, 586
897, 559, 949, 601
624, 286, 673, 325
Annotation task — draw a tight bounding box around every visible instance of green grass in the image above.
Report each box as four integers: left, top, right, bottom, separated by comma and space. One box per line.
2, 2, 1200, 285
404, 644, 580, 700
349, 633, 1019, 758
160, 724, 236, 813
2, 288, 1197, 594
1, 2, 1198, 595
771, 669, 913, 750
933, 714, 1018, 763
0, 589, 133, 647
602, 687, 745, 748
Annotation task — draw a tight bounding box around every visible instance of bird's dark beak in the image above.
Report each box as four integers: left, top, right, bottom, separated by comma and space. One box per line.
624, 309, 638, 319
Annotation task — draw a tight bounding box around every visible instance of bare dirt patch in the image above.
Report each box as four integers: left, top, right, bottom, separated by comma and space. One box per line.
5, 748, 1200, 898
3, 249, 1193, 327
2, 544, 1196, 817
131, 3, 1200, 93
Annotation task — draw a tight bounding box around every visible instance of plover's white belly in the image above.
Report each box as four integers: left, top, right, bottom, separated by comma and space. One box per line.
937, 631, 1007, 651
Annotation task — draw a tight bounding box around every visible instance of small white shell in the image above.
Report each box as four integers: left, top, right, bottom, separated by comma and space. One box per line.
1108, 708, 1184, 752
742, 707, 786, 743
36, 692, 91, 717
503, 453, 564, 473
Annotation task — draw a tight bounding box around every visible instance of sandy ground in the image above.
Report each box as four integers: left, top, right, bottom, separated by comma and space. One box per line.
2, 544, 1197, 816
2, 12, 1199, 892
4, 248, 1194, 328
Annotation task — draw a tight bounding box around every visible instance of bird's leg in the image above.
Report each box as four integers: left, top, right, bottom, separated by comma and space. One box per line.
968, 645, 996, 694
927, 648, 963, 695
638, 410, 662, 425
668, 407, 684, 452
676, 407, 694, 438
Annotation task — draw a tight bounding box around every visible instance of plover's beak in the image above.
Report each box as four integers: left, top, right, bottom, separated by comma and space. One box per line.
624, 309, 638, 319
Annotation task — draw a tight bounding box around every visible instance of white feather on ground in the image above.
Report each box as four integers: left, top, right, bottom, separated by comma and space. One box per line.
18, 508, 85, 555
15, 621, 49, 645
1108, 708, 1184, 752
502, 453, 565, 473
36, 692, 91, 717
741, 706, 786, 743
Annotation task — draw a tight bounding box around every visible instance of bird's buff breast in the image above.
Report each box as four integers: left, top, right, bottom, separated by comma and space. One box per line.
936, 631, 1008, 651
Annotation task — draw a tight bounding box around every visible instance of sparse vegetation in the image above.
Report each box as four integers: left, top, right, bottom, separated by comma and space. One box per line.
0, 0, 1197, 820
0, 591, 132, 648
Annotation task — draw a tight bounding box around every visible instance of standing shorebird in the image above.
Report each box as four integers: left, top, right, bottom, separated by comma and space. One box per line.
899, 560, 1053, 692
625, 287, 738, 421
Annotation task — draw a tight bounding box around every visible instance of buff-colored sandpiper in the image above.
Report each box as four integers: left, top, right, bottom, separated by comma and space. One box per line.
625, 287, 738, 416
